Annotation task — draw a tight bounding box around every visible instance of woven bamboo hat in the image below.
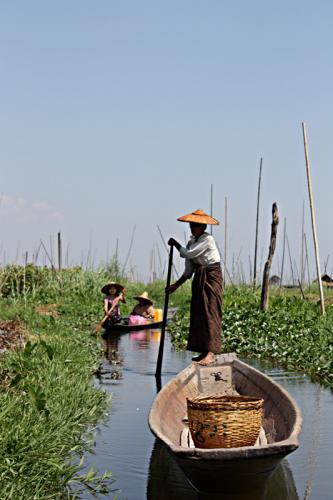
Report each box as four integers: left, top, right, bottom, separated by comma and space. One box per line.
177, 208, 219, 225
101, 282, 125, 294
133, 291, 154, 305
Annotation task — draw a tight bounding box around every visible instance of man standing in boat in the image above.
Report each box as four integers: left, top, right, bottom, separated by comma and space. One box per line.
167, 209, 223, 366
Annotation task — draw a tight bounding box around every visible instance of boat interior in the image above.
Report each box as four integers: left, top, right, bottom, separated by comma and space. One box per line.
153, 353, 298, 449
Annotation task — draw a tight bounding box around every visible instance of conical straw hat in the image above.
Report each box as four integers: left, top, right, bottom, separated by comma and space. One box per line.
133, 291, 154, 305
177, 209, 219, 225
101, 282, 125, 294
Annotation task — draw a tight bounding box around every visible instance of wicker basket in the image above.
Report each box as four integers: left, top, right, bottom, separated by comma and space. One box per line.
187, 395, 264, 449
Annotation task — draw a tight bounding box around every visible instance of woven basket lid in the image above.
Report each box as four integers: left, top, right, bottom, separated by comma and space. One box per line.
101, 282, 125, 294
177, 209, 219, 225
133, 291, 154, 305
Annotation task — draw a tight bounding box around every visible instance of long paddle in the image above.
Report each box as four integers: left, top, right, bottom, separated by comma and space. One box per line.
155, 244, 174, 384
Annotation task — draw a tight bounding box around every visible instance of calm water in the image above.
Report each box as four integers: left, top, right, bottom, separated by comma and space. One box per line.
83, 330, 333, 499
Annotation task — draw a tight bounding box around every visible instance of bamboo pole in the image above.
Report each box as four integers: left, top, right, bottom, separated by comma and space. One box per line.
156, 224, 179, 278
304, 233, 311, 288
40, 240, 55, 271
286, 235, 295, 286
224, 196, 228, 285
301, 201, 305, 287
253, 158, 263, 290
155, 245, 174, 386
210, 184, 213, 235
302, 122, 325, 314
280, 218, 287, 287
57, 232, 62, 271
122, 225, 136, 276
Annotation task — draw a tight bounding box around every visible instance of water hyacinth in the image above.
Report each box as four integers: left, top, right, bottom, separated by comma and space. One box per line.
169, 286, 333, 388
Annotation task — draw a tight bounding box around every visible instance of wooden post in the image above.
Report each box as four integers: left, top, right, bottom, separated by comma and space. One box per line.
280, 218, 287, 287
155, 244, 174, 386
286, 235, 295, 286
302, 122, 325, 314
57, 232, 62, 271
122, 225, 136, 276
304, 233, 311, 288
224, 196, 228, 285
157, 224, 179, 278
301, 201, 305, 287
253, 158, 263, 290
210, 184, 213, 236
261, 203, 279, 311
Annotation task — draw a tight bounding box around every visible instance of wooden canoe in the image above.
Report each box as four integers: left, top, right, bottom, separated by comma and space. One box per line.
147, 439, 299, 499
148, 353, 302, 494
104, 319, 163, 332
104, 308, 177, 333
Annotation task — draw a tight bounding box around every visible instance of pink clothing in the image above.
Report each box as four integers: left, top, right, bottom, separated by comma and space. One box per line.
128, 315, 147, 326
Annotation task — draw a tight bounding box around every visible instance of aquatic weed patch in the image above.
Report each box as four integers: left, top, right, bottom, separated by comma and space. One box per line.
169, 287, 333, 387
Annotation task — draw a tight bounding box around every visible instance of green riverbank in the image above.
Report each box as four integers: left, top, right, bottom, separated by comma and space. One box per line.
0, 266, 174, 499
169, 285, 333, 387
1, 264, 332, 497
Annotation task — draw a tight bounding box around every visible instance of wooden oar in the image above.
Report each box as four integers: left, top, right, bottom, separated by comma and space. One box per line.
155, 244, 174, 384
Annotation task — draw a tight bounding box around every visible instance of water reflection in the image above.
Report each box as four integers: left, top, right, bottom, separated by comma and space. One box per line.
97, 332, 124, 382
83, 331, 333, 500
129, 330, 161, 350
147, 440, 299, 500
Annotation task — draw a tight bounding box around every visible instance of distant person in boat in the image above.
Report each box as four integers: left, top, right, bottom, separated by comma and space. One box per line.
166, 209, 222, 366
101, 282, 126, 327
128, 292, 155, 326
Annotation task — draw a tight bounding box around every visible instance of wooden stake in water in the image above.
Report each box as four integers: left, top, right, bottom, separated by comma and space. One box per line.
286, 235, 295, 286
302, 122, 325, 314
155, 244, 174, 386
224, 196, 228, 285
261, 203, 279, 311
253, 158, 263, 290
301, 201, 305, 287
280, 218, 287, 287
57, 232, 62, 271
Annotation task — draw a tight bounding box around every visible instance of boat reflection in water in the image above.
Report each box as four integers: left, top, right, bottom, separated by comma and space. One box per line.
98, 329, 161, 381
147, 439, 299, 500
129, 329, 161, 350
97, 332, 124, 382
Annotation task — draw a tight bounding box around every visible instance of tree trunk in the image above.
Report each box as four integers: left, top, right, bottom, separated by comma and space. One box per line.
261, 203, 279, 311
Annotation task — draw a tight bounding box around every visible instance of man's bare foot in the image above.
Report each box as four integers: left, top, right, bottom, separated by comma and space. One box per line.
197, 352, 216, 366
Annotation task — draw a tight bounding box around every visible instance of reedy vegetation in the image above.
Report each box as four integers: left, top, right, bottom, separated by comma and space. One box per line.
169, 286, 333, 387
0, 264, 170, 499
1, 264, 333, 497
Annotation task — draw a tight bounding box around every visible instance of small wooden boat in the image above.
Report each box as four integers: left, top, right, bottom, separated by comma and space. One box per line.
104, 308, 177, 333
149, 353, 302, 494
104, 318, 163, 332
147, 439, 299, 499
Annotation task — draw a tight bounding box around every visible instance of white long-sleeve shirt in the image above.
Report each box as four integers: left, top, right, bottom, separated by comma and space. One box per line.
180, 232, 220, 279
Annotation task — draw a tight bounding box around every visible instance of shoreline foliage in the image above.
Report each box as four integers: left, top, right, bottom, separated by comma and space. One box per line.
169, 286, 333, 388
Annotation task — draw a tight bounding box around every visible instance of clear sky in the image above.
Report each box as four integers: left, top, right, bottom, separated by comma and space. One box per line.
1, 1, 333, 281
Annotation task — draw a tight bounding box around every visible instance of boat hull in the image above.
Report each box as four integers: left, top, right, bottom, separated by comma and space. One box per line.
104, 320, 163, 332
175, 450, 289, 493
149, 353, 302, 494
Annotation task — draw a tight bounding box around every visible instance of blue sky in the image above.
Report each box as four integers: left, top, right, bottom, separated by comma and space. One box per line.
1, 1, 333, 280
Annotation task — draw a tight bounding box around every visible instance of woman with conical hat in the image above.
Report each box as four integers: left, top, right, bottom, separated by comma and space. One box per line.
128, 291, 155, 326
167, 209, 222, 366
101, 282, 126, 328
